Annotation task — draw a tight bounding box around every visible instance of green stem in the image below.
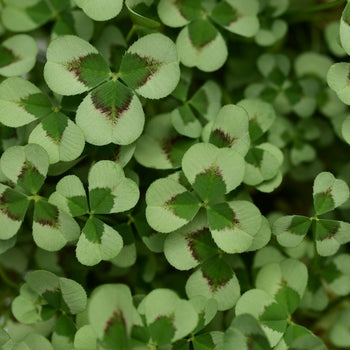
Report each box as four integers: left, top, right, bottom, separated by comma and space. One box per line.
0, 265, 19, 290
126, 24, 138, 44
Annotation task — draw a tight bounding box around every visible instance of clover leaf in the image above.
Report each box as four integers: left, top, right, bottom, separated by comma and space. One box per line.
44, 34, 180, 145
49, 160, 139, 265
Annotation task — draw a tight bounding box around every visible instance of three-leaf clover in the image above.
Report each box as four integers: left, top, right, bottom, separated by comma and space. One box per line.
44, 33, 180, 145
49, 160, 139, 265
158, 0, 260, 71
273, 171, 350, 256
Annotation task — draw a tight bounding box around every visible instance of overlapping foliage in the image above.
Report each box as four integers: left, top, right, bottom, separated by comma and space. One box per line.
0, 0, 350, 349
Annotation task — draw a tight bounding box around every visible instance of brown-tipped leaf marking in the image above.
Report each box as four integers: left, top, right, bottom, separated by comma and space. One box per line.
91, 80, 133, 123
0, 188, 28, 222
103, 309, 128, 349
119, 52, 163, 90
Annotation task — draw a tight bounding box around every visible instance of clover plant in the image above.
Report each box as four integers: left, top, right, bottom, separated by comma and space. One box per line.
1, 0, 350, 349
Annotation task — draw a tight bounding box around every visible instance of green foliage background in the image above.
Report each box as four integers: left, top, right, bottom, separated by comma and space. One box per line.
1, 0, 350, 349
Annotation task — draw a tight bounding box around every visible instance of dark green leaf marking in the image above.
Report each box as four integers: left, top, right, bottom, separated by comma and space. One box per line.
0, 46, 17, 68
192, 333, 215, 349
192, 167, 226, 202
149, 315, 176, 345
83, 217, 104, 243
165, 191, 200, 220
177, 104, 197, 125
18, 160, 45, 194
315, 219, 340, 241
210, 129, 236, 148
274, 283, 301, 314
285, 82, 303, 105
207, 202, 236, 231
268, 68, 287, 86
249, 119, 264, 142
245, 147, 264, 167
189, 88, 209, 116
89, 187, 114, 214
259, 303, 288, 334
91, 80, 133, 123
19, 93, 52, 118
322, 261, 342, 284
187, 19, 218, 49
54, 314, 76, 340
201, 257, 234, 292
41, 112, 68, 144
175, 0, 202, 21
186, 227, 217, 262
314, 189, 335, 215
66, 53, 110, 88
161, 136, 196, 167
210, 1, 238, 27
287, 215, 311, 237
33, 200, 59, 228
103, 309, 128, 350
0, 188, 28, 221
119, 52, 162, 89
67, 195, 89, 217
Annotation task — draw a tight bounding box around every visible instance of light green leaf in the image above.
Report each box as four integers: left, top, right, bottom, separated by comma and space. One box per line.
0, 184, 29, 240
0, 34, 38, 77
326, 21, 346, 57
0, 77, 51, 127
190, 296, 218, 332
182, 142, 245, 195
51, 10, 94, 41
59, 277, 87, 314
315, 219, 350, 256
324, 254, 350, 296
329, 308, 350, 348
74, 325, 97, 350
208, 200, 262, 253
237, 98, 276, 142
244, 143, 282, 186
138, 289, 198, 343
74, 0, 123, 21
157, 0, 201, 27
255, 19, 288, 47
44, 35, 110, 96
88, 284, 136, 348
171, 104, 202, 138
185, 258, 240, 311
225, 314, 270, 350
49, 175, 88, 217
273, 215, 311, 248
33, 200, 80, 251
12, 333, 54, 350
211, 0, 259, 37
76, 217, 123, 266
146, 177, 200, 233
327, 62, 350, 105
11, 286, 40, 324
340, 3, 350, 55
275, 324, 327, 350
0, 328, 10, 346
246, 216, 271, 252
0, 144, 49, 194
134, 113, 195, 169
26, 269, 59, 294
126, 0, 160, 28
256, 170, 283, 193
76, 80, 144, 146
29, 112, 85, 164
119, 33, 180, 99
176, 20, 228, 72
295, 52, 333, 81
189, 80, 222, 121
235, 289, 288, 347
0, 235, 17, 255
164, 211, 217, 270
88, 160, 139, 214
209, 104, 250, 156
313, 171, 349, 215
342, 115, 350, 145
255, 259, 308, 314
1, 0, 70, 32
